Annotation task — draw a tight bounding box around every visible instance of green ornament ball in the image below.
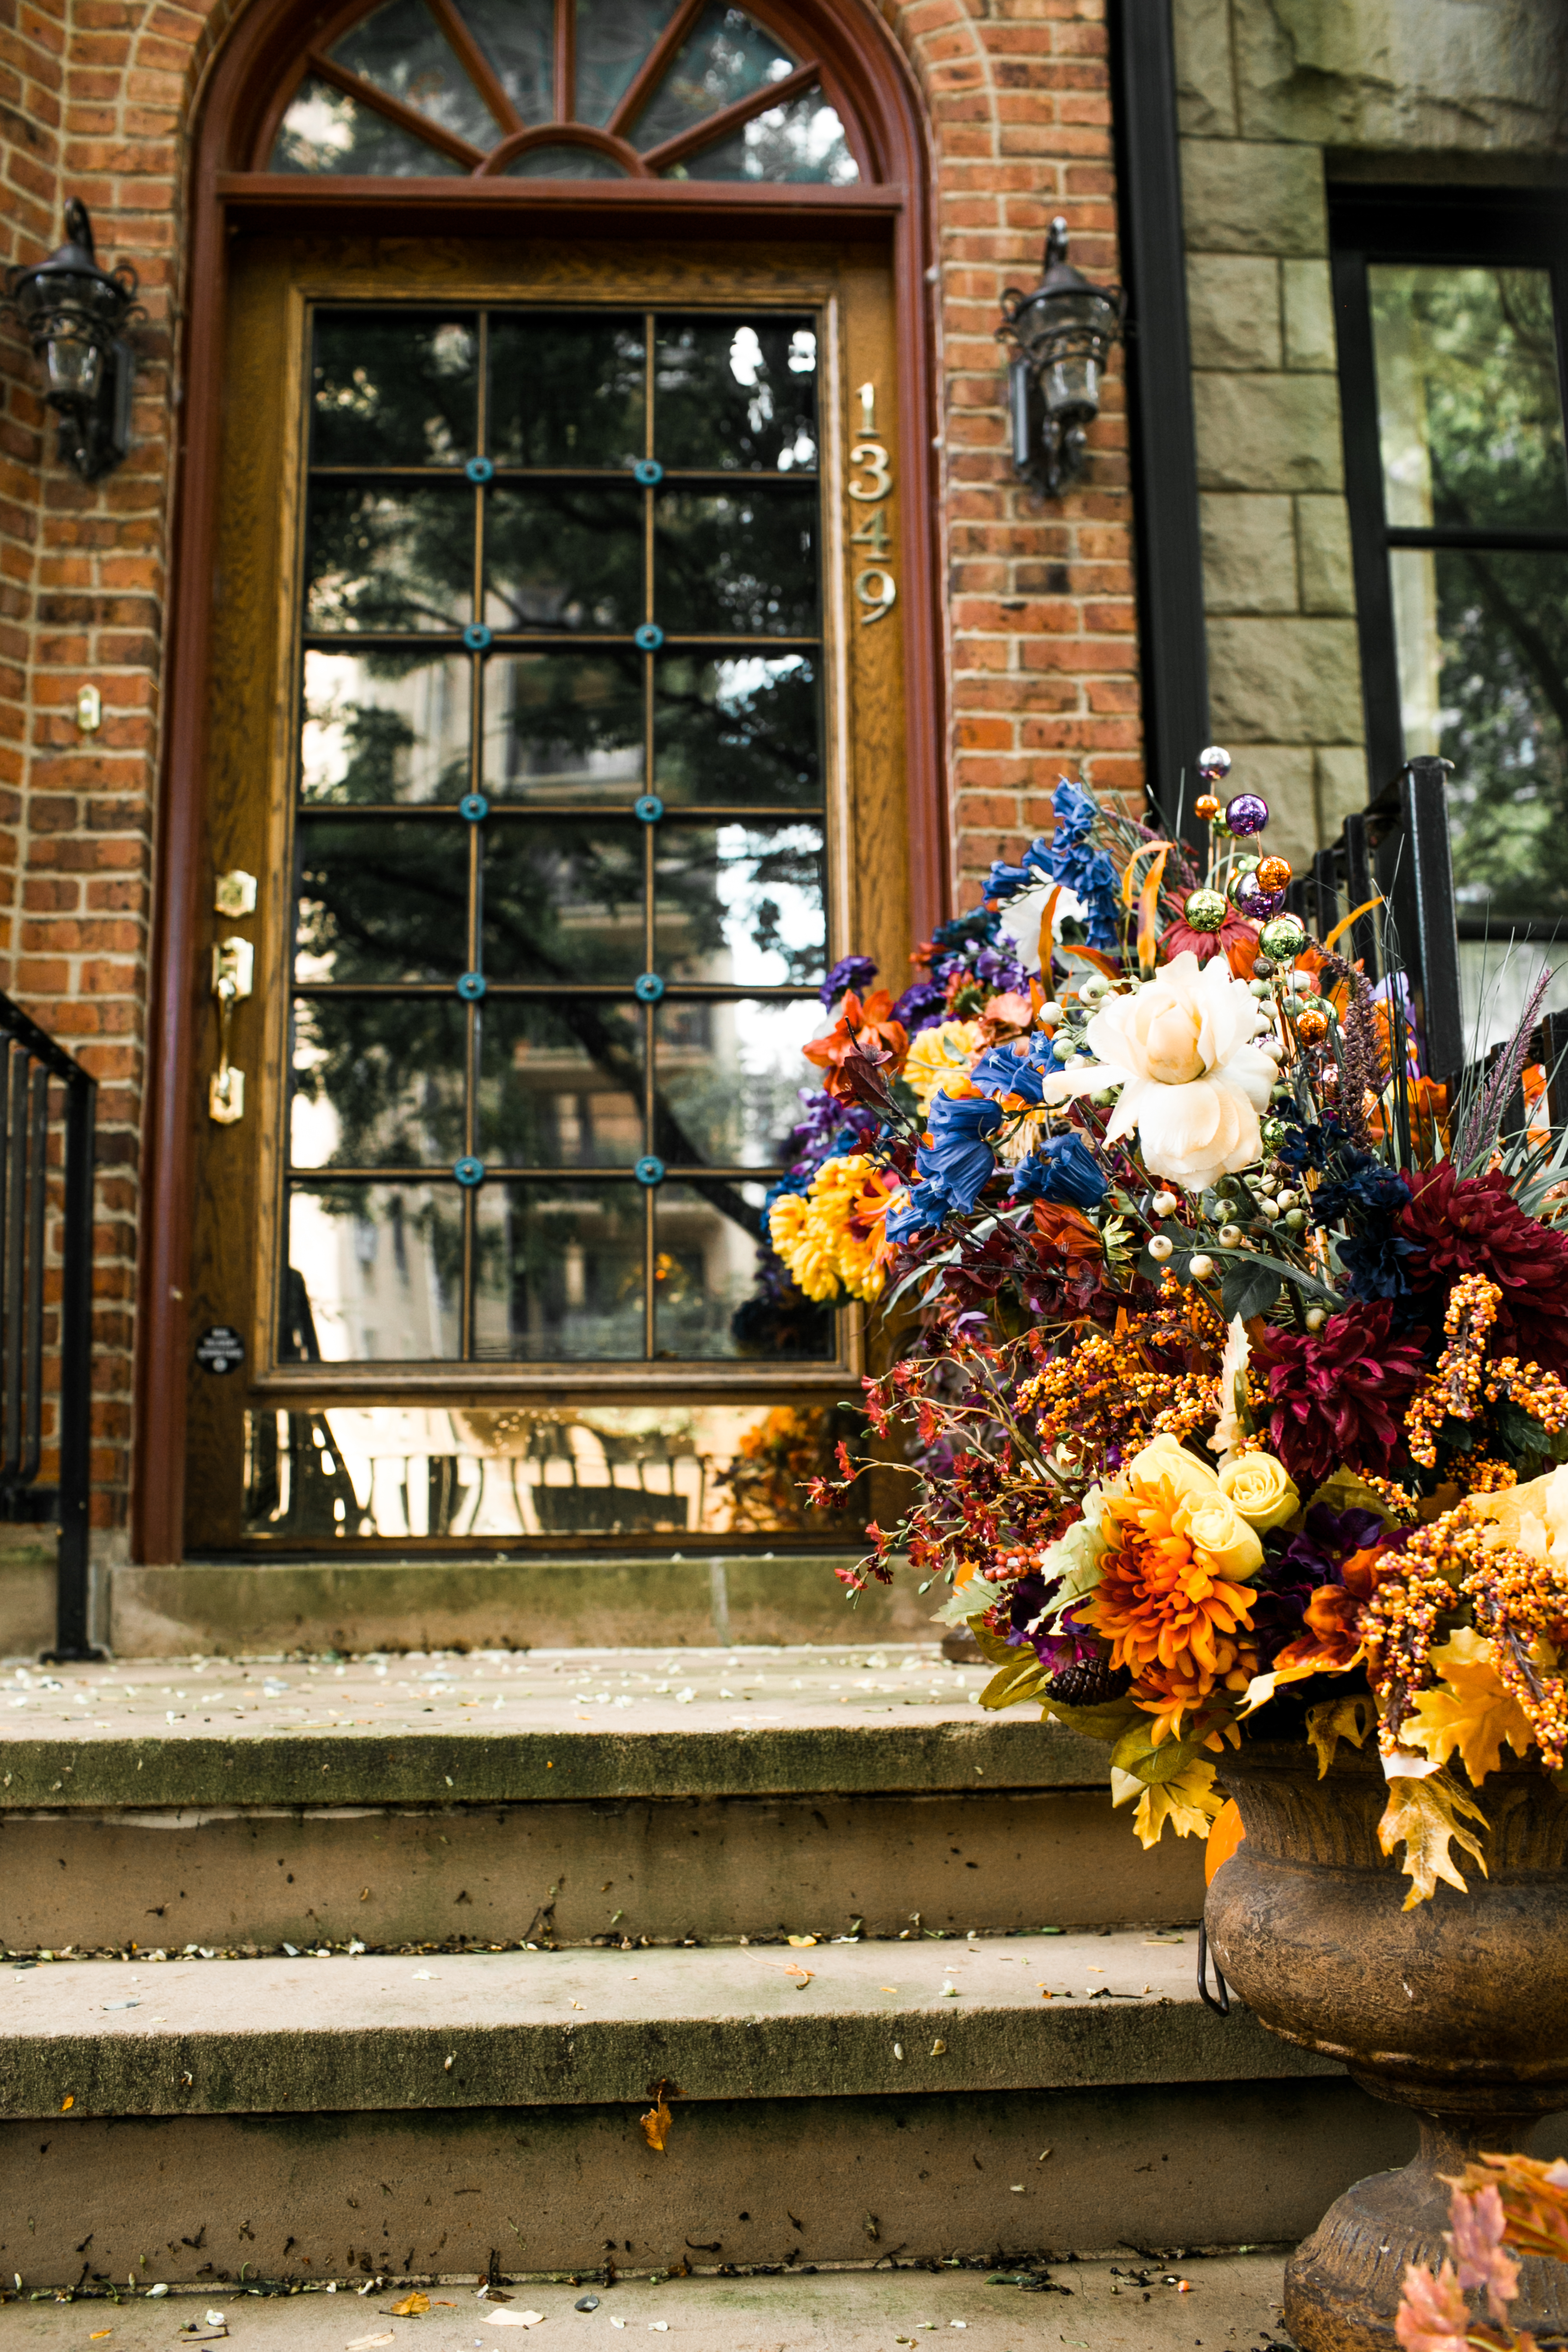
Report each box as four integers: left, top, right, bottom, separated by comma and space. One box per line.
1258, 914, 1308, 963
1259, 1116, 1289, 1151
1183, 888, 1228, 934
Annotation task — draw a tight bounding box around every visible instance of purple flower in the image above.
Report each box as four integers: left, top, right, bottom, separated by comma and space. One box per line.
820, 954, 878, 1009
893, 979, 950, 1034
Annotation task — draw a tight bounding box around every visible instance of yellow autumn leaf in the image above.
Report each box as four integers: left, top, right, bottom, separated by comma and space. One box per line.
1128, 1760, 1223, 1849
640, 2096, 672, 2153
1306, 1693, 1376, 1779
1404, 1628, 1540, 1785
390, 2290, 431, 2316
1378, 1770, 1490, 1910
978, 1650, 1052, 1711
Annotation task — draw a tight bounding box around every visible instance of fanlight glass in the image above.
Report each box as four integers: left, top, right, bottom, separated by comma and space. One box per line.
268, 0, 861, 184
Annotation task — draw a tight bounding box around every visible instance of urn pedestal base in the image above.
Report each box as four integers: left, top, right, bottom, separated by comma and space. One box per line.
1204, 1747, 1568, 2352
1283, 2111, 1568, 2352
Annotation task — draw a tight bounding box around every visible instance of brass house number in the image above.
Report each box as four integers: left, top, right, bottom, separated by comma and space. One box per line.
847, 381, 896, 624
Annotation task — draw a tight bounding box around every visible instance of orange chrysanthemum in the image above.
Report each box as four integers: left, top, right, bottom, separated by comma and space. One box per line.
1077, 1469, 1259, 1732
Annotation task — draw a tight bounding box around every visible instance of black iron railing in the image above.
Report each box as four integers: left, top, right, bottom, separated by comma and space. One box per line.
1296, 755, 1568, 1144
0, 994, 96, 1659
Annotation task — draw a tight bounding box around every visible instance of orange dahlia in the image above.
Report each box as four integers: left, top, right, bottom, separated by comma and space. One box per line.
1077, 1445, 1261, 1737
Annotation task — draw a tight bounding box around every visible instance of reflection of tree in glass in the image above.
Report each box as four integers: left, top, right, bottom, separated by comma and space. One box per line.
306, 484, 474, 633
305, 690, 469, 806
312, 313, 477, 466
1380, 271, 1568, 916
654, 317, 816, 471
297, 818, 469, 982
287, 1180, 465, 1348
487, 316, 645, 467
489, 653, 642, 795
657, 826, 825, 984
485, 488, 643, 631
656, 488, 818, 636
655, 653, 819, 803
294, 998, 467, 1167
1437, 549, 1568, 917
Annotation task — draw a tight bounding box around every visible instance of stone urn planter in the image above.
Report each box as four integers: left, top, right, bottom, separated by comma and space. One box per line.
1205, 1740, 1568, 2352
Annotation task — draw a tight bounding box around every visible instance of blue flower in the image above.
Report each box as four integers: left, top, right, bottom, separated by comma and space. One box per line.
886, 1186, 944, 1243
970, 1037, 1055, 1106
981, 778, 1121, 954
819, 954, 877, 1009
1007, 1132, 1107, 1209
917, 1091, 1005, 1214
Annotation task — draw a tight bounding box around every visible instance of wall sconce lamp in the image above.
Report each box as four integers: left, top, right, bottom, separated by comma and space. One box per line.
3, 200, 142, 482
997, 217, 1125, 497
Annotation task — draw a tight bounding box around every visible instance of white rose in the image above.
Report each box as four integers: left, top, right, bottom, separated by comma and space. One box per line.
1042, 951, 1275, 1193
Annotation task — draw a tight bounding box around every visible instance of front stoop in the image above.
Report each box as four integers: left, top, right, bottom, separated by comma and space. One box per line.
0, 1645, 1416, 2288
98, 1554, 925, 1657
0, 2256, 1297, 2345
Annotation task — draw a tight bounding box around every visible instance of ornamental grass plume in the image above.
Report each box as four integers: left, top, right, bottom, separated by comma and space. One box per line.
1253, 1301, 1430, 1487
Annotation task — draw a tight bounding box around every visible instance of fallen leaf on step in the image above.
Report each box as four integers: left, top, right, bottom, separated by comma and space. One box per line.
89, 2336, 112, 2343
484, 2311, 545, 2328
61, 2095, 74, 2110
786, 1936, 817, 1948
390, 2290, 430, 2315
640, 2082, 673, 2152
345, 2336, 396, 2348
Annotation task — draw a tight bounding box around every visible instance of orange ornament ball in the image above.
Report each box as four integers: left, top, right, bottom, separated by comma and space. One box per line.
1295, 1004, 1330, 1046
1194, 794, 1221, 823
1256, 855, 1292, 893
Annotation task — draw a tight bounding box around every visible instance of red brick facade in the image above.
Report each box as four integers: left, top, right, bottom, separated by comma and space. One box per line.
0, 0, 1138, 1547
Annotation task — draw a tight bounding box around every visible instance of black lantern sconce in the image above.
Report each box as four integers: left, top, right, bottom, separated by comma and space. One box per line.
2, 200, 142, 483
997, 217, 1125, 498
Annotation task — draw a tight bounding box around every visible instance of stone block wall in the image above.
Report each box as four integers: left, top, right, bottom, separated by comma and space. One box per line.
1172, 0, 1568, 874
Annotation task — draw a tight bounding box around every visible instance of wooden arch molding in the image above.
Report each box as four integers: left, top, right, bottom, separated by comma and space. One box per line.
135, 0, 945, 1563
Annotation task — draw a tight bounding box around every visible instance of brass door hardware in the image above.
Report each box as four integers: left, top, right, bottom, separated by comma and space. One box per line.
209, 935, 253, 1125
215, 869, 257, 916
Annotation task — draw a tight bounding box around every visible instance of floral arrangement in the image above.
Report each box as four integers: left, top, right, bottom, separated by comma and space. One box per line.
764, 758, 1568, 1905
1396, 2151, 1568, 2351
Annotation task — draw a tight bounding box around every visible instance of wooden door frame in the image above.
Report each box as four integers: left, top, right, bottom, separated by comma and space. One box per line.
134, 0, 945, 1563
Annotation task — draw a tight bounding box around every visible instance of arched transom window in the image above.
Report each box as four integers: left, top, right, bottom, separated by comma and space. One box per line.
264, 0, 864, 183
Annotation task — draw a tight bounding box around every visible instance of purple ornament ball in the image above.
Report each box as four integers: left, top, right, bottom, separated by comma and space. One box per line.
1233, 873, 1285, 921
1225, 791, 1269, 837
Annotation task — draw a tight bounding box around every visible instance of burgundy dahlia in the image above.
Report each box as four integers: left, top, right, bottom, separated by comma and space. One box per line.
1400, 1167, 1568, 1375
1253, 1300, 1428, 1487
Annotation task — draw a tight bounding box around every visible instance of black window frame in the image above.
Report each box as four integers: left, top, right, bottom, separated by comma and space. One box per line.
1329, 183, 1568, 932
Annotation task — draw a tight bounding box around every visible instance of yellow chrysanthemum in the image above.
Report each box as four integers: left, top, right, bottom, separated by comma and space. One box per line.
768, 1153, 897, 1304
903, 1020, 983, 1112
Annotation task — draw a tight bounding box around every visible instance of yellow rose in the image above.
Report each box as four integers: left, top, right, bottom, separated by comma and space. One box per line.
1122, 1430, 1218, 1509
1177, 1489, 1264, 1581
1218, 1450, 1300, 1534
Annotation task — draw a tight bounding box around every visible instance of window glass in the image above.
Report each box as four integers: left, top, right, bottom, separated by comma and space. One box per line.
459, 0, 554, 123
502, 142, 629, 176
329, 0, 496, 147
302, 649, 470, 804
287, 303, 830, 1367
671, 91, 857, 185
627, 4, 796, 151
1368, 263, 1568, 924
271, 78, 464, 174
575, 0, 683, 124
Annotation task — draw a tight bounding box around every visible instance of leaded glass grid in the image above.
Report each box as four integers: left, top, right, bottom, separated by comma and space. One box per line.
286, 302, 836, 1367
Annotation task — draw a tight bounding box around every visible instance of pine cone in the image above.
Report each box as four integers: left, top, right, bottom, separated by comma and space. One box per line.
1045, 1657, 1129, 1708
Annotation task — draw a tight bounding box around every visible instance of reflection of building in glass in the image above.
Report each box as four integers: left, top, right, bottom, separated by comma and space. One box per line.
242, 1401, 848, 1539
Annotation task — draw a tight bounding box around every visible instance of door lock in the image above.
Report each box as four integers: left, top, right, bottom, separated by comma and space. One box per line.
209, 936, 254, 1125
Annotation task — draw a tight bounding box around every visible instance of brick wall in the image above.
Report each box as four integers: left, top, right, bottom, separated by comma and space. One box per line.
881, 0, 1145, 914
0, 0, 1143, 1552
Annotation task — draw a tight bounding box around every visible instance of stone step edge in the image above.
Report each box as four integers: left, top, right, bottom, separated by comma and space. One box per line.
0, 1718, 1110, 1810
0, 1933, 1337, 2120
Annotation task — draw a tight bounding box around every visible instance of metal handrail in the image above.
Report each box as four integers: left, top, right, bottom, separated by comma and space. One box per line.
0, 993, 97, 1659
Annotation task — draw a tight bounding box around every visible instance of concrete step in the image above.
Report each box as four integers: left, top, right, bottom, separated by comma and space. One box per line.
0, 1935, 1410, 2289
0, 2251, 1301, 2346
0, 1648, 1205, 1951
0, 1553, 925, 1661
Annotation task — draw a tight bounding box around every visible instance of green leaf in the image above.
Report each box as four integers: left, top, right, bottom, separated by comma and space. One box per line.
1044, 1697, 1140, 1744
1304, 1466, 1399, 1527
1109, 1717, 1209, 1786
978, 1650, 1052, 1710
1491, 1397, 1568, 1462
1221, 1259, 1280, 1320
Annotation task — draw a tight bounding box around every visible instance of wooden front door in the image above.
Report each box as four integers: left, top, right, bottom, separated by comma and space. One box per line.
182, 229, 909, 1554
